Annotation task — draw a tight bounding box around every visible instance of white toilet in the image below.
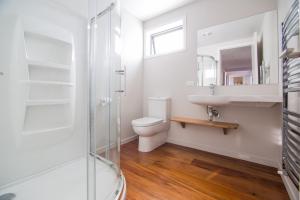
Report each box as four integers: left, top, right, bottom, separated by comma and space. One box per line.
132, 97, 171, 152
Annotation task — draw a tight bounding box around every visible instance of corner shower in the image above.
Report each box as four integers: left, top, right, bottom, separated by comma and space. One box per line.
0, 0, 126, 199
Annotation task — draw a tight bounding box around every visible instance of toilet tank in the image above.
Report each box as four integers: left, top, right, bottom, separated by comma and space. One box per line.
148, 97, 171, 121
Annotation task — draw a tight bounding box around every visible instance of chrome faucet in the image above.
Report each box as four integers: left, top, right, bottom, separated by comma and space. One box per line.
209, 84, 215, 96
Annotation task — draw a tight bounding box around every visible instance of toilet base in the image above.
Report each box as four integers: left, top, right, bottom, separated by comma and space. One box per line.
138, 131, 168, 152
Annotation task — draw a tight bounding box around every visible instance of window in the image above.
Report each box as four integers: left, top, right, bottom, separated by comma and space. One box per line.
145, 19, 185, 57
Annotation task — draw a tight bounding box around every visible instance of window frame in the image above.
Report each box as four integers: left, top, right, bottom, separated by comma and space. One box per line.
145, 16, 186, 58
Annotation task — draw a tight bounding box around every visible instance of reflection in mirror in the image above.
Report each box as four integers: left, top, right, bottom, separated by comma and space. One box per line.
221, 46, 253, 85
197, 10, 278, 86
197, 55, 217, 86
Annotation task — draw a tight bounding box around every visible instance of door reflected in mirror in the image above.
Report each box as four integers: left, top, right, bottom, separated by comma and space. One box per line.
197, 10, 278, 86
221, 46, 253, 86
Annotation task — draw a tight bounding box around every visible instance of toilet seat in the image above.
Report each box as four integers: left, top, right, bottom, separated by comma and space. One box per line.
132, 117, 163, 127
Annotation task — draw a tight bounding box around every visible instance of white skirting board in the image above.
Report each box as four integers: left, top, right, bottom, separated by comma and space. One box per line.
281, 175, 299, 200
121, 135, 138, 145
167, 138, 279, 168
96, 135, 138, 154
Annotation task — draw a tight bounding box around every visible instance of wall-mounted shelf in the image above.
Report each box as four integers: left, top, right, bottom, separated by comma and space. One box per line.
171, 116, 239, 135
27, 59, 71, 70
23, 80, 74, 87
26, 99, 70, 106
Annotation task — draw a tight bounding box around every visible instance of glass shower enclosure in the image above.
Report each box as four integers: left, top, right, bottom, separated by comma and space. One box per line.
197, 55, 218, 86
0, 0, 125, 199
88, 0, 125, 199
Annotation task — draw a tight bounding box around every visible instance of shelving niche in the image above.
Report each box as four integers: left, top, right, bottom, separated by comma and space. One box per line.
22, 24, 75, 136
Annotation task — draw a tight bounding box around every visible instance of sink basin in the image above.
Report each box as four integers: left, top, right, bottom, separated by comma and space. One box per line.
188, 95, 282, 107
188, 95, 230, 106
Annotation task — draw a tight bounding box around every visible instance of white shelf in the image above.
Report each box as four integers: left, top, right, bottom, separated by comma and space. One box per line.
27, 59, 71, 70
22, 126, 72, 135
23, 80, 75, 87
26, 99, 70, 106
20, 23, 75, 140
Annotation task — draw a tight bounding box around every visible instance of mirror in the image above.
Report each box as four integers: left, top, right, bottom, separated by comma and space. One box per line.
196, 10, 278, 86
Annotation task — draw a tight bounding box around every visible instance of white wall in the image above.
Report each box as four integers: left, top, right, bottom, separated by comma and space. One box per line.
53, 0, 88, 18
120, 10, 144, 143
143, 0, 282, 167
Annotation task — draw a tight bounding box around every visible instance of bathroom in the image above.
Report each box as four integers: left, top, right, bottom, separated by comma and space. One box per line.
0, 0, 299, 199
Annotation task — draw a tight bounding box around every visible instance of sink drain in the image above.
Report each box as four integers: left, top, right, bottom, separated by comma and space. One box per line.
0, 193, 16, 200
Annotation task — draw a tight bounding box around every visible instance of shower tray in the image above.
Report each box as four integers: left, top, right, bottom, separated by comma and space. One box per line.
0, 157, 126, 200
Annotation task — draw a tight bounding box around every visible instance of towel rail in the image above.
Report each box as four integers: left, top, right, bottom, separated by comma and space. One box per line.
281, 0, 300, 190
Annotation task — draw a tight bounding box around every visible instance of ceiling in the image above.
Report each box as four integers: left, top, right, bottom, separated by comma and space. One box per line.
122, 0, 196, 21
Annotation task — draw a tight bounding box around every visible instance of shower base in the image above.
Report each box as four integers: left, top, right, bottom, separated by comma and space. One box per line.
0, 157, 126, 200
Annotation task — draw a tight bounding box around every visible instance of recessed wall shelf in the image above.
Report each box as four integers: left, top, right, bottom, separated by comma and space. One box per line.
22, 126, 72, 136
23, 80, 74, 87
0, 16, 77, 147
27, 59, 71, 70
26, 99, 70, 106
171, 116, 239, 135
14, 20, 76, 141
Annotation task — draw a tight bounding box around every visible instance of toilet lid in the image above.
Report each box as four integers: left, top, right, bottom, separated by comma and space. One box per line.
132, 117, 163, 127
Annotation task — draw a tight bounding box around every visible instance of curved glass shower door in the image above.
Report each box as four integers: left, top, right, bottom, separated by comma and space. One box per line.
88, 1, 125, 200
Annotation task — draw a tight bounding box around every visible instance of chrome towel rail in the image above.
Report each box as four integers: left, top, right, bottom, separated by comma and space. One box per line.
282, 0, 300, 49
281, 0, 300, 190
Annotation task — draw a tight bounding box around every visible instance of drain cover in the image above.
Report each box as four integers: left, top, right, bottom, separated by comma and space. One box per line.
0, 193, 16, 200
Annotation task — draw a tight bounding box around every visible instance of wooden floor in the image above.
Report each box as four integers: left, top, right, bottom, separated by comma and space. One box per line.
120, 140, 289, 200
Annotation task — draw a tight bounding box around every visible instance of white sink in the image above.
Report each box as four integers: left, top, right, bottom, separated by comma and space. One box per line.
188, 95, 282, 107
188, 95, 230, 106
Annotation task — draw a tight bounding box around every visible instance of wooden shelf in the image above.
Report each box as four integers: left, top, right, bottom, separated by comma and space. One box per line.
171, 116, 239, 135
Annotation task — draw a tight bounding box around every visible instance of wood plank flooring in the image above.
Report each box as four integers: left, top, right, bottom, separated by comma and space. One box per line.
120, 140, 289, 200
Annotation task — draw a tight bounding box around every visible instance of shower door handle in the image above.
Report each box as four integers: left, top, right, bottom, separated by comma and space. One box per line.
114, 66, 127, 96
115, 70, 125, 75
123, 65, 127, 96
98, 97, 112, 106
